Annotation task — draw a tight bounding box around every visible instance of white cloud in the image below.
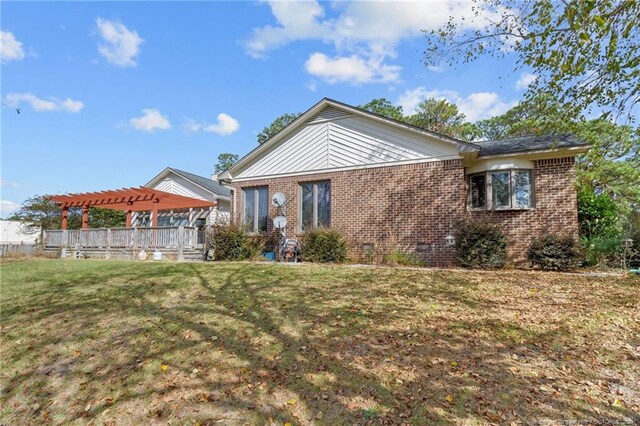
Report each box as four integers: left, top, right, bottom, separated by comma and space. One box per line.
96, 18, 144, 67
5, 92, 84, 113
0, 200, 19, 217
397, 87, 516, 122
1, 31, 25, 62
0, 179, 21, 188
185, 113, 240, 136
128, 109, 171, 132
245, 1, 498, 85
304, 52, 400, 85
515, 73, 537, 90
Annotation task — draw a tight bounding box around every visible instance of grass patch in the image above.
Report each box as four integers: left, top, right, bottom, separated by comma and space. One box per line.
1, 259, 639, 424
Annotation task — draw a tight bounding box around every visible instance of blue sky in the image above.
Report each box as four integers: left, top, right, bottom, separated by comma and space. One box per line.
1, 1, 533, 217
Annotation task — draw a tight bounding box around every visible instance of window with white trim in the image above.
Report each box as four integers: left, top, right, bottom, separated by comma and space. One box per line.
468, 170, 533, 210
300, 181, 331, 230
243, 187, 268, 232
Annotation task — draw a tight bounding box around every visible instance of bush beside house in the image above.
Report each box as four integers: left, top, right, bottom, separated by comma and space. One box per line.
454, 216, 507, 269
299, 228, 348, 263
528, 234, 582, 271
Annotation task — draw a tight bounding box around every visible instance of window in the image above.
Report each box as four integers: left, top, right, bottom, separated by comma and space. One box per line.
468, 170, 533, 210
491, 171, 511, 208
514, 170, 532, 208
244, 187, 268, 232
300, 181, 330, 230
470, 174, 486, 209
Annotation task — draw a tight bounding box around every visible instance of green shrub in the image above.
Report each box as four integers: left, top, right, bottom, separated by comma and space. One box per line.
384, 249, 425, 267
581, 235, 622, 267
528, 234, 582, 271
577, 188, 620, 239
299, 227, 348, 263
209, 224, 250, 261
454, 216, 507, 269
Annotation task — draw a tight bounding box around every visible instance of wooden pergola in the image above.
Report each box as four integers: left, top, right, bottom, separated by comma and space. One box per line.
48, 187, 216, 229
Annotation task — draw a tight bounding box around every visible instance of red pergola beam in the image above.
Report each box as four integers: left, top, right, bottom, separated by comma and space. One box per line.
47, 187, 216, 229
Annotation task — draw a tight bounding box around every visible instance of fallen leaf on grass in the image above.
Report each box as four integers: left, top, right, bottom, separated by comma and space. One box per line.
445, 394, 454, 403
161, 364, 168, 372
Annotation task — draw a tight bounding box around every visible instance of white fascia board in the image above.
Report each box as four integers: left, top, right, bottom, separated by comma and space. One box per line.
144, 167, 173, 187
477, 145, 590, 161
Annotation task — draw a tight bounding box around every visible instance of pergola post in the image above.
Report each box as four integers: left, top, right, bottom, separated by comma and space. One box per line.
126, 210, 132, 228
82, 206, 89, 229
151, 209, 158, 227
61, 206, 69, 230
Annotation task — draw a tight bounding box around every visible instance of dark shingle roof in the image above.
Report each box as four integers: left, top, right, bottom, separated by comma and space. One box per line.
170, 168, 231, 197
477, 133, 588, 157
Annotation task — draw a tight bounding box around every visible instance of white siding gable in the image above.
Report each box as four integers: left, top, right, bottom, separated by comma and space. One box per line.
234, 108, 460, 179
149, 173, 213, 202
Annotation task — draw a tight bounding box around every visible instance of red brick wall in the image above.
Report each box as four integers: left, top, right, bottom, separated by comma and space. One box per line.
230, 156, 579, 266
467, 156, 579, 263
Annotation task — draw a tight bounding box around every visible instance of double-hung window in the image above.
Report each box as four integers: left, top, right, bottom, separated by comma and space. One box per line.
469, 170, 533, 210
300, 181, 331, 230
244, 187, 268, 232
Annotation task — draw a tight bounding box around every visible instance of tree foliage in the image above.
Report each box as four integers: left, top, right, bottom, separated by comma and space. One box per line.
359, 98, 405, 121
9, 195, 74, 233
257, 112, 301, 144
214, 152, 239, 173
424, 0, 640, 121
88, 208, 126, 228
9, 195, 127, 233
577, 188, 620, 239
407, 98, 468, 137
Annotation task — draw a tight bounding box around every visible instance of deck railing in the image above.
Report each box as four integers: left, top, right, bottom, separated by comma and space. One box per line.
43, 226, 199, 260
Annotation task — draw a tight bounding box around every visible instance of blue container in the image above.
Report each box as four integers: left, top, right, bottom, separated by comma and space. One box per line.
263, 251, 275, 261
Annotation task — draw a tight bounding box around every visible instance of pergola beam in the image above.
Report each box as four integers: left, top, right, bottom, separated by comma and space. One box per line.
47, 187, 216, 229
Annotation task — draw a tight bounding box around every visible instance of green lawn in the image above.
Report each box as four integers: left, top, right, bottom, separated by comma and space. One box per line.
1, 259, 639, 425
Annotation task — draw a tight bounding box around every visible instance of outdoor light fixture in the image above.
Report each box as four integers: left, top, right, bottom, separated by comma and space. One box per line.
444, 220, 455, 246
445, 233, 455, 246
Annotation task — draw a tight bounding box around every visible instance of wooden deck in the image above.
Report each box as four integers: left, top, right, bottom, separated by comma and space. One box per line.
43, 226, 202, 261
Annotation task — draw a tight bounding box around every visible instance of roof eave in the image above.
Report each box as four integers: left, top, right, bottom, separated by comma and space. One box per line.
145, 167, 230, 200
477, 145, 591, 160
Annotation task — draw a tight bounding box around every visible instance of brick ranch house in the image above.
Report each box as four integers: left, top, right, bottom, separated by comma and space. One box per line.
219, 98, 589, 265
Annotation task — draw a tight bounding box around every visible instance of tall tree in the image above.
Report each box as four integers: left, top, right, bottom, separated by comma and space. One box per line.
407, 98, 469, 138
424, 0, 640, 121
214, 153, 239, 173
359, 98, 405, 122
257, 112, 301, 144
9, 195, 69, 233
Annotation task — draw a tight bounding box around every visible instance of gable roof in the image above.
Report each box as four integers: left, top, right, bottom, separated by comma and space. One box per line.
477, 133, 590, 157
219, 98, 480, 180
145, 167, 231, 198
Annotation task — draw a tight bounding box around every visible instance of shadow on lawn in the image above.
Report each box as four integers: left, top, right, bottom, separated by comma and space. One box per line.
1, 262, 638, 424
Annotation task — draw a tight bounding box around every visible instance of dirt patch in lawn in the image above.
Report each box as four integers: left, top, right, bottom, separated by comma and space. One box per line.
1, 260, 638, 425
